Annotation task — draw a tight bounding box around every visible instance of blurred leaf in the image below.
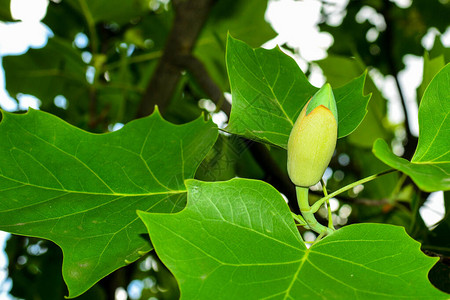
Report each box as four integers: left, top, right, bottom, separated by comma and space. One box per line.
43, 1, 85, 40
428, 261, 450, 294
0, 0, 13, 21
6, 237, 67, 299
127, 9, 173, 52
6, 237, 106, 300
3, 35, 149, 126
423, 191, 450, 257
65, 0, 151, 25
425, 211, 450, 257
320, 0, 449, 75
418, 37, 450, 102
423, 191, 450, 293
3, 37, 88, 109
373, 63, 450, 192
195, 0, 276, 92
226, 37, 370, 149
316, 56, 363, 87
352, 149, 398, 199
0, 109, 218, 297
429, 38, 450, 63
413, 0, 450, 33
417, 52, 445, 101
139, 179, 446, 299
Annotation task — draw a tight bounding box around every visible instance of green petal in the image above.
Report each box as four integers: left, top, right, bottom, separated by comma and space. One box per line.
306, 83, 338, 122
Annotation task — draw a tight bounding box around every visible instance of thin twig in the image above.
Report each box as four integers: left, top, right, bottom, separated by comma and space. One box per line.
311, 169, 398, 212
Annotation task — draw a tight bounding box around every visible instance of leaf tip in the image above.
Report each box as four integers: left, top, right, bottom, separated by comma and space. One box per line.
152, 105, 161, 116
372, 138, 388, 155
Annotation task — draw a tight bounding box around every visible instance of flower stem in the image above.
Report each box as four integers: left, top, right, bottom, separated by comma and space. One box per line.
291, 212, 309, 228
321, 179, 335, 230
296, 186, 334, 236
311, 169, 397, 213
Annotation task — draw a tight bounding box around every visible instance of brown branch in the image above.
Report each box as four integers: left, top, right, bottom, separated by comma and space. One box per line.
137, 0, 216, 118
178, 55, 231, 115
135, 0, 299, 213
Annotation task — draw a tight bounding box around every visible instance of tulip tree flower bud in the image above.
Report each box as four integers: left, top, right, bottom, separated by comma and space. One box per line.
287, 83, 338, 187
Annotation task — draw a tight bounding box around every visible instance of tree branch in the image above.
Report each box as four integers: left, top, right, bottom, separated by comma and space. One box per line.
137, 0, 216, 117
178, 55, 231, 115
135, 0, 299, 213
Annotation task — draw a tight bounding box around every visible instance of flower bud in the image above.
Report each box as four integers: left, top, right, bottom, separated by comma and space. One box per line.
287, 84, 338, 187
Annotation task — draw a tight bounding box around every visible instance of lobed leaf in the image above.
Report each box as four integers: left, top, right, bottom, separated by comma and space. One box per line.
317, 55, 391, 148
373, 63, 450, 192
0, 109, 218, 297
225, 36, 371, 149
139, 179, 446, 299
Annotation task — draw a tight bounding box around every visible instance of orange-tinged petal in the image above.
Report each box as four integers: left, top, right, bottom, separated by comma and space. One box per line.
287, 86, 338, 187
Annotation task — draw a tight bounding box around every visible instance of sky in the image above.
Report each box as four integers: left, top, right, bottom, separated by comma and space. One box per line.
0, 0, 447, 298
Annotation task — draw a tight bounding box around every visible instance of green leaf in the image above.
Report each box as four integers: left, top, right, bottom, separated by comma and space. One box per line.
417, 52, 445, 102
373, 139, 449, 192
139, 179, 446, 299
334, 72, 371, 138
3, 36, 143, 124
352, 149, 398, 200
0, 0, 13, 21
373, 63, 450, 192
3, 37, 88, 108
0, 109, 218, 297
226, 36, 371, 149
194, 0, 276, 92
65, 0, 151, 25
317, 55, 391, 148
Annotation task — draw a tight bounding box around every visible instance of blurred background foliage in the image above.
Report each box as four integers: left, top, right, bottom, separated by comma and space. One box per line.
0, 0, 449, 298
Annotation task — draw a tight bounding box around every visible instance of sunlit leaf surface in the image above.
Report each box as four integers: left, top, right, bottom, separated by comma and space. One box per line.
140, 179, 446, 299
373, 63, 450, 192
226, 36, 371, 149
0, 109, 218, 297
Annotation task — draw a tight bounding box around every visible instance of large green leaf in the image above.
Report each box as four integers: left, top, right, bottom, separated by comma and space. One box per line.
139, 179, 446, 299
226, 36, 371, 149
0, 109, 218, 297
373, 63, 450, 192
